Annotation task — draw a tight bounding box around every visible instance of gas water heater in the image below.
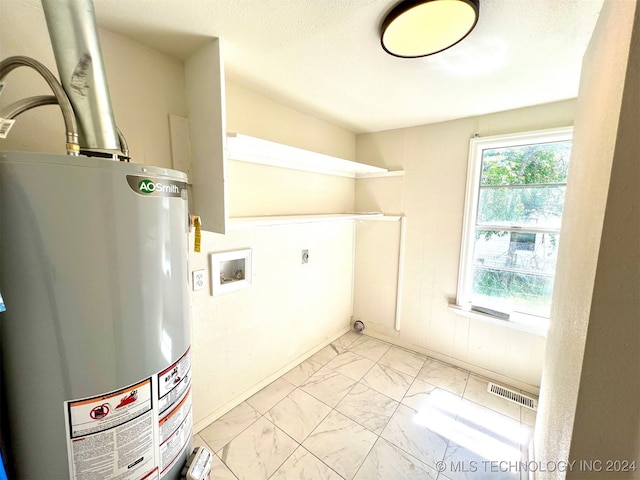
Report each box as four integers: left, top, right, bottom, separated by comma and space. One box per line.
0, 0, 195, 478
0, 152, 192, 479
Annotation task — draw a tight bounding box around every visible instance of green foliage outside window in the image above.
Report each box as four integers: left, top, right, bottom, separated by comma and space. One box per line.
472, 141, 571, 313
478, 142, 570, 232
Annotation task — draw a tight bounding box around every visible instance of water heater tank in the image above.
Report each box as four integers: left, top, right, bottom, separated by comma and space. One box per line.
0, 152, 192, 479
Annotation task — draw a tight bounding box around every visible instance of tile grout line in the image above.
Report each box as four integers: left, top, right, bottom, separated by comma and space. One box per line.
260, 413, 302, 480
201, 332, 536, 479
262, 375, 345, 479
331, 341, 394, 480
305, 335, 401, 479
343, 341, 431, 479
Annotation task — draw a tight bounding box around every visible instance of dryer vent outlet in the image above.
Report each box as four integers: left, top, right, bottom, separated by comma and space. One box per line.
353, 320, 365, 333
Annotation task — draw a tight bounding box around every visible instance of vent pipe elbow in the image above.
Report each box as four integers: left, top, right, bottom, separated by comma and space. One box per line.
41, 0, 121, 157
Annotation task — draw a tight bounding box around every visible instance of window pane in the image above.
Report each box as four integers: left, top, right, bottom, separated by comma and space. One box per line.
471, 268, 554, 317
473, 230, 559, 274
477, 185, 566, 228
471, 230, 560, 315
459, 131, 572, 321
480, 141, 571, 186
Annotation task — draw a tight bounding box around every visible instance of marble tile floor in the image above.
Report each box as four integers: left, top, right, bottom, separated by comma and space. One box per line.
194, 332, 537, 480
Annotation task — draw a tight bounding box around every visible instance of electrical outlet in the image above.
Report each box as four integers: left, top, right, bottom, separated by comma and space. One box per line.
192, 269, 206, 291
302, 249, 309, 264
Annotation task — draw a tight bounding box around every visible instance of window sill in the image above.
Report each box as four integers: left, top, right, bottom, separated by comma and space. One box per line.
448, 304, 549, 337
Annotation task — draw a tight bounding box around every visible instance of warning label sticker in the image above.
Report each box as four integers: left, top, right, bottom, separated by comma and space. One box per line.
158, 349, 191, 415
65, 379, 157, 480
64, 347, 192, 480
67, 379, 153, 438
159, 389, 192, 477
158, 349, 192, 478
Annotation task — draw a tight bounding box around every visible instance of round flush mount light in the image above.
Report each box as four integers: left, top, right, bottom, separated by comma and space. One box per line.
381, 0, 480, 58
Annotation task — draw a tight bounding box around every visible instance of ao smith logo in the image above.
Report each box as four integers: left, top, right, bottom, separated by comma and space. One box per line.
138, 179, 179, 195
126, 175, 186, 198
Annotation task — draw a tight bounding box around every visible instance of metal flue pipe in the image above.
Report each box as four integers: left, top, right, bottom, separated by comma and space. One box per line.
41, 0, 121, 158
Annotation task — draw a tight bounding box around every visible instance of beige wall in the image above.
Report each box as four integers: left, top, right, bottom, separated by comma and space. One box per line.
0, 0, 186, 167
355, 100, 576, 391
225, 80, 357, 217
535, 1, 639, 477
226, 81, 356, 161
227, 160, 355, 217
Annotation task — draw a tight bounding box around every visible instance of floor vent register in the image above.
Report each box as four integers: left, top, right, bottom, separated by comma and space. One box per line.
488, 382, 538, 411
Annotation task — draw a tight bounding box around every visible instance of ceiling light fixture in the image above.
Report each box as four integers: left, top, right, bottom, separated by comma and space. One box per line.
381, 0, 480, 58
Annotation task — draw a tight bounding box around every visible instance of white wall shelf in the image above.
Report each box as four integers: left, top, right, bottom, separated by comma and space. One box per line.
227, 213, 404, 229
356, 214, 403, 222
227, 133, 401, 179
183, 39, 402, 233
355, 170, 405, 179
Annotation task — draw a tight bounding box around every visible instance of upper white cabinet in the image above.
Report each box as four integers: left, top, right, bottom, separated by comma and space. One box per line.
184, 39, 228, 234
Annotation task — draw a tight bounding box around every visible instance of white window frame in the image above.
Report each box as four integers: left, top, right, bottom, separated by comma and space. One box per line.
456, 127, 573, 331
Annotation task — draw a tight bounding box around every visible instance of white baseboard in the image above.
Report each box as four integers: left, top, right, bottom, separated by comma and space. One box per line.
362, 329, 541, 396
193, 326, 351, 434
193, 324, 540, 435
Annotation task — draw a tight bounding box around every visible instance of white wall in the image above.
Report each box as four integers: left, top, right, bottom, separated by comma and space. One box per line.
190, 221, 354, 430
0, 0, 186, 166
535, 1, 639, 477
190, 76, 359, 430
353, 219, 402, 334
355, 100, 576, 391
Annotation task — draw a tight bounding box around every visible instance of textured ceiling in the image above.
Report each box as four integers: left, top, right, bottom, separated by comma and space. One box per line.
90, 0, 602, 133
